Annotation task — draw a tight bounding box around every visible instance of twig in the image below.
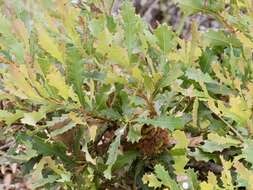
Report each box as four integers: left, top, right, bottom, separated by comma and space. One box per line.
136, 91, 157, 117
203, 103, 244, 142
201, 9, 237, 34
214, 13, 237, 33
219, 116, 244, 143
0, 56, 15, 65
0, 141, 15, 151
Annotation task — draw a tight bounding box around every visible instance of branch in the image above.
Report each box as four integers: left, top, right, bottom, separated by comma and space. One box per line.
0, 56, 15, 65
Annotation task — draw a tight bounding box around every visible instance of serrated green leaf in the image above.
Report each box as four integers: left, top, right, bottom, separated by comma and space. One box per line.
189, 149, 217, 162
203, 30, 241, 48
242, 140, 253, 165
234, 161, 253, 189
21, 111, 46, 127
66, 47, 85, 107
185, 68, 217, 84
154, 164, 180, 190
104, 127, 125, 179
0, 110, 23, 126
113, 150, 139, 171
154, 24, 176, 53
127, 124, 142, 143
174, 0, 204, 15
201, 133, 240, 153
136, 115, 184, 131
88, 16, 105, 37
121, 1, 142, 54
16, 133, 73, 164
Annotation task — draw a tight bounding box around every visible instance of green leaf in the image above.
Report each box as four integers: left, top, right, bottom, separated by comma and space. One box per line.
104, 127, 125, 179
31, 175, 58, 189
189, 148, 217, 162
66, 47, 85, 107
106, 16, 116, 33
88, 16, 105, 37
203, 30, 241, 48
154, 24, 176, 53
50, 122, 76, 137
242, 140, 253, 165
234, 161, 253, 189
185, 68, 217, 84
174, 0, 205, 15
0, 13, 11, 36
220, 156, 234, 190
136, 115, 184, 131
0, 110, 23, 126
154, 164, 180, 190
127, 124, 142, 143
82, 142, 96, 165
8, 140, 38, 161
121, 1, 142, 54
224, 96, 251, 126
107, 45, 130, 67
201, 133, 240, 153
21, 111, 46, 127
16, 133, 74, 165
113, 150, 139, 171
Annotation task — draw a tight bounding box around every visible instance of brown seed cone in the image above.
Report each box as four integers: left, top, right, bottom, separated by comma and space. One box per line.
137, 125, 170, 156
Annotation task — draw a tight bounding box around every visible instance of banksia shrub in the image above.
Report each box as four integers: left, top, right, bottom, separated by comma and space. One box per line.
1, 0, 253, 189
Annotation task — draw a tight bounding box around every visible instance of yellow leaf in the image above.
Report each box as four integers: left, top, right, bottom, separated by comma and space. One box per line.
192, 97, 199, 128
95, 30, 129, 67
227, 96, 251, 125
12, 19, 29, 50
212, 63, 232, 86
56, 1, 81, 46
172, 130, 189, 174
234, 161, 253, 190
236, 31, 253, 48
200, 172, 217, 190
173, 130, 189, 149
68, 112, 86, 125
46, 66, 77, 101
89, 125, 97, 142
37, 25, 64, 64
220, 156, 234, 190
4, 65, 44, 103
200, 182, 213, 190
108, 45, 130, 67
132, 66, 143, 82
142, 173, 162, 188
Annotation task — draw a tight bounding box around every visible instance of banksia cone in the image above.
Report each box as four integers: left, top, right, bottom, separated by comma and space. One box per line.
137, 125, 170, 156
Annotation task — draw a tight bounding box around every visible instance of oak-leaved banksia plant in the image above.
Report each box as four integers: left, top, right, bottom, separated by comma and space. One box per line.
1, 0, 253, 189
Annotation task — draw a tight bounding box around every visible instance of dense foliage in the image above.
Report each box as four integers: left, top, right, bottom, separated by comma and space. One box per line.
1, 0, 253, 189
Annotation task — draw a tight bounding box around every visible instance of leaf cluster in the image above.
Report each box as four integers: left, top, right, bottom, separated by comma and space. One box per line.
1, 0, 253, 189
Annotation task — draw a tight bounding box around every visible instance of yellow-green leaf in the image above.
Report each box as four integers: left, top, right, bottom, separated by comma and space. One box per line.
37, 25, 64, 64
